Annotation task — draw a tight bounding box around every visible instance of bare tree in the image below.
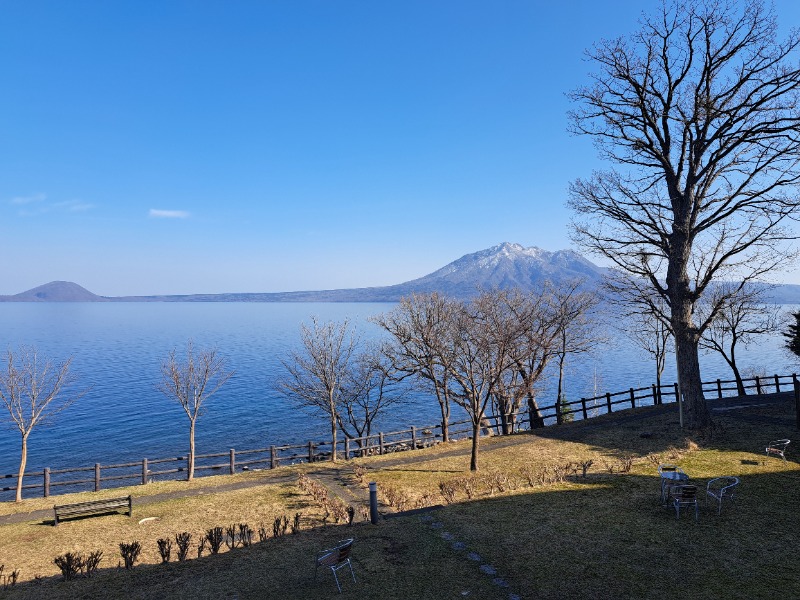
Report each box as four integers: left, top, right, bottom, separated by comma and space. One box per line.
568, 0, 800, 428
337, 347, 405, 449
280, 318, 358, 463
158, 341, 233, 481
624, 308, 673, 402
444, 296, 507, 472
551, 283, 603, 423
0, 347, 84, 502
699, 285, 778, 395
373, 293, 458, 442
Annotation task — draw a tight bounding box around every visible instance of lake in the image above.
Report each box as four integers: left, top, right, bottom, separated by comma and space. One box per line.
0, 302, 796, 480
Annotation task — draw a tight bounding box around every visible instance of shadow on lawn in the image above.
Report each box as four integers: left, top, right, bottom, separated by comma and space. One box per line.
527, 395, 798, 461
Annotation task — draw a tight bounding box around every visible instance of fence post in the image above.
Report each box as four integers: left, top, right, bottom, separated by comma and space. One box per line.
794, 374, 800, 430
308, 441, 314, 464
411, 426, 417, 450
629, 388, 635, 409
270, 445, 277, 469
141, 459, 148, 485
755, 376, 762, 395
775, 374, 780, 393
344, 438, 350, 461
379, 432, 385, 455
606, 392, 612, 414
229, 449, 235, 475
581, 398, 588, 420
43, 467, 50, 498
717, 379, 722, 399
94, 463, 101, 492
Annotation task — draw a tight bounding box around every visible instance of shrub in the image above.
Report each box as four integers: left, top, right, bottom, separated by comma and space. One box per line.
239, 523, 253, 547
439, 480, 457, 504
119, 542, 142, 570
175, 532, 192, 561
157, 538, 172, 563
54, 553, 84, 581
205, 527, 224, 554
85, 551, 102, 577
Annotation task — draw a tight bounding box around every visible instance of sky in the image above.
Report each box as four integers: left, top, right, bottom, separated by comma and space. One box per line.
2, 1, 800, 296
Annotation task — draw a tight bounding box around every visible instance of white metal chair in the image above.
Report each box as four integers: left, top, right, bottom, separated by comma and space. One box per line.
766, 439, 790, 461
706, 476, 739, 515
658, 464, 688, 504
315, 538, 356, 593
670, 484, 699, 522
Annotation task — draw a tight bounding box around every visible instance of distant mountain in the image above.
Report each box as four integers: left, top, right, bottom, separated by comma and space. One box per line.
5, 243, 800, 303
107, 242, 608, 302
0, 281, 108, 302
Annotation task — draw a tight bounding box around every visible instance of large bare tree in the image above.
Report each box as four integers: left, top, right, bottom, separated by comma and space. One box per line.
158, 341, 233, 481
0, 347, 84, 502
568, 0, 800, 427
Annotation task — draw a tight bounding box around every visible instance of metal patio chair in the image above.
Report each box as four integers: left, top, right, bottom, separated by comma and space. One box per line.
669, 484, 699, 522
766, 439, 790, 461
315, 538, 356, 593
706, 476, 739, 516
658, 464, 688, 504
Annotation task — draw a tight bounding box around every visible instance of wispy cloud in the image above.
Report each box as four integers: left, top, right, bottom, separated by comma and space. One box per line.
10, 193, 46, 205
149, 209, 190, 219
54, 200, 93, 212
9, 194, 94, 216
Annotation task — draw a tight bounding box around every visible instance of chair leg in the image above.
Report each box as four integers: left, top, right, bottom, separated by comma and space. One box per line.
348, 560, 356, 583
332, 567, 342, 594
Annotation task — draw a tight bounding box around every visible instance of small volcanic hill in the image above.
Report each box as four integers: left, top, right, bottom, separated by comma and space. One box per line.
0, 281, 108, 302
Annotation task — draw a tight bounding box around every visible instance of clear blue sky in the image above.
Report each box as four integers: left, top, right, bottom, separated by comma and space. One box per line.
2, 1, 799, 295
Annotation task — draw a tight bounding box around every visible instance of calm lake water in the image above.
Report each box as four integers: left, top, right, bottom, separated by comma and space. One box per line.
0, 302, 796, 479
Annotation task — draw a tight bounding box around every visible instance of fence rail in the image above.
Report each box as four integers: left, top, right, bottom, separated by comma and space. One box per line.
2, 372, 797, 501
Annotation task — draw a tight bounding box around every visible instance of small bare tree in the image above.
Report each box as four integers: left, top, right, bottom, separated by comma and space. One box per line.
158, 341, 233, 481
0, 347, 84, 502
374, 293, 459, 442
337, 347, 404, 449
551, 282, 602, 423
280, 318, 358, 463
699, 286, 778, 395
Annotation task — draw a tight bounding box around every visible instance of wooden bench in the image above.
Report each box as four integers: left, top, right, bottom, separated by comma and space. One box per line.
53, 495, 132, 526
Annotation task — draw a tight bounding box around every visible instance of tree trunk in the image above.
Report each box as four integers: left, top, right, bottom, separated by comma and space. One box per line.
437, 393, 450, 442
469, 421, 480, 472
728, 345, 747, 396
674, 327, 712, 428
527, 392, 545, 429
668, 224, 712, 429
188, 420, 196, 481
499, 407, 510, 435
330, 414, 338, 463
16, 433, 29, 503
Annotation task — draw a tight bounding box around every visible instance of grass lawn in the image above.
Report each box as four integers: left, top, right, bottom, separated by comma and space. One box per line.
0, 399, 797, 599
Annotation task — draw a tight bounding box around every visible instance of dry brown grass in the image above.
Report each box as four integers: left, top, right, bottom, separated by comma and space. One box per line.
0, 400, 798, 599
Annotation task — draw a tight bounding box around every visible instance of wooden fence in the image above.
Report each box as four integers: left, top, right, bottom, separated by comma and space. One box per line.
2, 372, 797, 500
